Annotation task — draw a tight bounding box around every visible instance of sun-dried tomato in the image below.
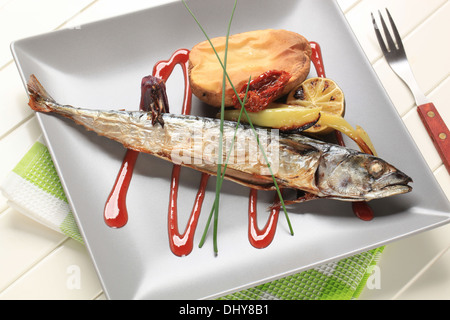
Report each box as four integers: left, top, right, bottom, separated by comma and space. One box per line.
233, 70, 291, 112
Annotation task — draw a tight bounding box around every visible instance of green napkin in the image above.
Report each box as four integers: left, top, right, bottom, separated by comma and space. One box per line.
1, 140, 82, 243
1, 140, 383, 300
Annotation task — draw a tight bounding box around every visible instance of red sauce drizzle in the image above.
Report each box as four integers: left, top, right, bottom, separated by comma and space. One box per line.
104, 49, 210, 258
310, 42, 326, 79
310, 41, 373, 221
351, 201, 374, 221
169, 165, 209, 256
104, 149, 139, 228
248, 189, 280, 249
154, 49, 211, 257
105, 42, 372, 255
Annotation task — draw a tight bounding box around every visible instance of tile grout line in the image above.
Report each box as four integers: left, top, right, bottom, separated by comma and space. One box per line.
369, 0, 450, 67
402, 0, 450, 43
2, 0, 448, 300
0, 114, 35, 142
391, 246, 449, 300
399, 73, 450, 119
53, 0, 100, 30
93, 290, 105, 300
0, 0, 99, 299
0, 234, 71, 295
0, 1, 101, 141
0, 0, 102, 149
0, 1, 99, 72
339, 0, 363, 14
0, 59, 13, 73
0, 0, 13, 11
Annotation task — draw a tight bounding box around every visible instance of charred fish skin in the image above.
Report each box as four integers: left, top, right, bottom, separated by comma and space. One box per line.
27, 74, 412, 202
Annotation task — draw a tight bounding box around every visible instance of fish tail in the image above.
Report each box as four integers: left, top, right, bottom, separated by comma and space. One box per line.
27, 74, 55, 112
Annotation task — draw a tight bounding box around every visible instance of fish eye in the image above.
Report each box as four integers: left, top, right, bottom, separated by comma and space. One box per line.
367, 160, 385, 179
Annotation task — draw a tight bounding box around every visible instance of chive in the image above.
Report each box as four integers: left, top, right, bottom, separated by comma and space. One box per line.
182, 0, 294, 254
198, 77, 251, 249
237, 108, 294, 236
182, 0, 236, 255
211, 0, 236, 255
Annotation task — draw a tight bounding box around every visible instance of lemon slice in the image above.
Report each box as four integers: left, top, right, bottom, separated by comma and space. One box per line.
286, 77, 345, 134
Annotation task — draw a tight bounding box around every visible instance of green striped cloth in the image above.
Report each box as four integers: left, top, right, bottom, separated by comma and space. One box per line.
1, 140, 383, 300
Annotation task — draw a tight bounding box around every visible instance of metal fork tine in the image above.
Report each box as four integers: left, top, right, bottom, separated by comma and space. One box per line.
386, 8, 404, 52
372, 7, 431, 107
371, 12, 388, 54
378, 10, 396, 52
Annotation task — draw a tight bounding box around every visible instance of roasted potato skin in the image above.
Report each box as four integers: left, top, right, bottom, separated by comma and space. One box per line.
188, 29, 312, 107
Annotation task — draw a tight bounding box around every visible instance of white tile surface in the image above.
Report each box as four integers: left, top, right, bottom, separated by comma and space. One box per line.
358, 222, 450, 299
62, 0, 178, 28
0, 237, 102, 299
344, 0, 447, 64
0, 116, 41, 209
0, 0, 449, 300
0, 63, 34, 138
336, 0, 361, 13
435, 165, 450, 202
394, 247, 450, 299
400, 2, 450, 97
370, 3, 450, 117
0, 208, 65, 292
0, 0, 92, 67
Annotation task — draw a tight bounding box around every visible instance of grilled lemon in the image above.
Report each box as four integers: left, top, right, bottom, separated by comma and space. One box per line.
286, 77, 345, 134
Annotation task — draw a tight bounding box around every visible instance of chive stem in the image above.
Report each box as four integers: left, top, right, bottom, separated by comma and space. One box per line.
199, 77, 251, 248
182, 0, 294, 254
211, 0, 236, 255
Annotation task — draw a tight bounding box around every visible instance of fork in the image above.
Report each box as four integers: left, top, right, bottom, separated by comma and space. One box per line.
372, 9, 450, 174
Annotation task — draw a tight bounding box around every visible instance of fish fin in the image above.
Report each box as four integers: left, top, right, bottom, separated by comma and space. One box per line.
184, 164, 276, 191
27, 74, 55, 112
269, 190, 320, 209
223, 173, 276, 191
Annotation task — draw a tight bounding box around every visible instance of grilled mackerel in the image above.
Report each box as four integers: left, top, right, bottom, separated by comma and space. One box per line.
27, 74, 412, 202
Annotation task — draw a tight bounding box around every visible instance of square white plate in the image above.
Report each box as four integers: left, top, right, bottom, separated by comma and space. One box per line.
11, 0, 450, 299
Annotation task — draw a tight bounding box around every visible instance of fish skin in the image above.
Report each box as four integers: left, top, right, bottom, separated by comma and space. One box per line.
27, 74, 412, 202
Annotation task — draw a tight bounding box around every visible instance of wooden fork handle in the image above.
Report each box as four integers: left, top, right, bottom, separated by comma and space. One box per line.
417, 103, 450, 174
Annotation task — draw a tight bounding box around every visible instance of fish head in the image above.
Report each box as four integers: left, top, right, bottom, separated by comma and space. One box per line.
317, 150, 413, 201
